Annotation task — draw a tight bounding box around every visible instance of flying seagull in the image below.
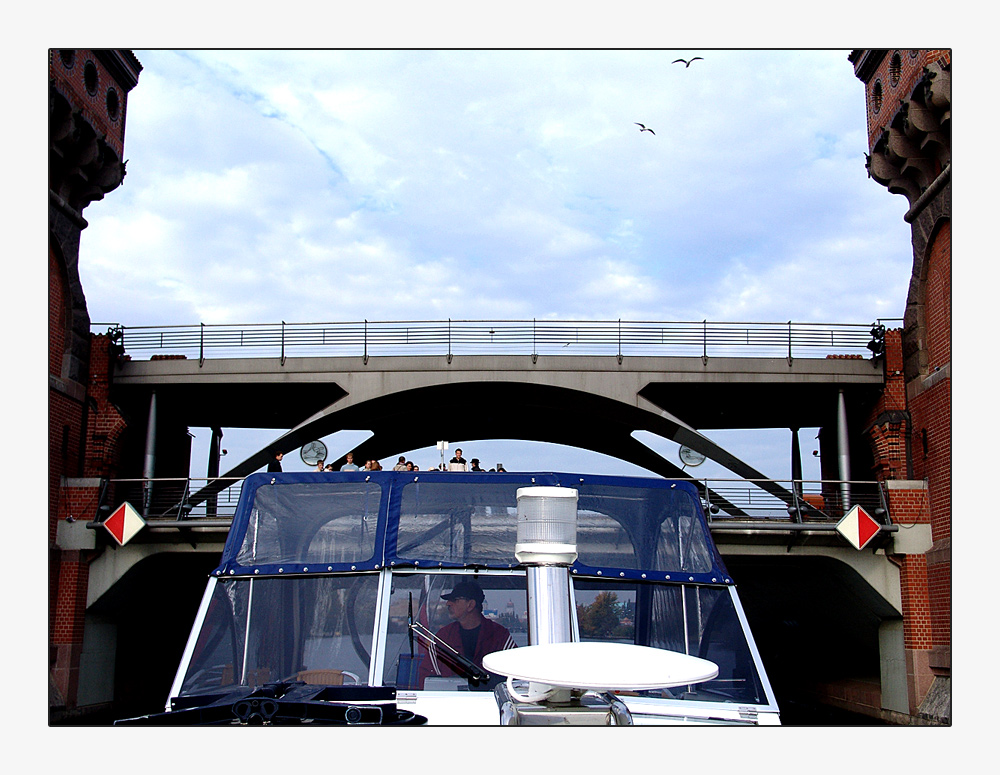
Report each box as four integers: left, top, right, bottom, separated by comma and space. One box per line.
635, 123, 655, 135
672, 57, 703, 67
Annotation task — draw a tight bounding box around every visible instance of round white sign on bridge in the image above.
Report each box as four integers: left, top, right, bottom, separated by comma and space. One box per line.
482, 642, 718, 691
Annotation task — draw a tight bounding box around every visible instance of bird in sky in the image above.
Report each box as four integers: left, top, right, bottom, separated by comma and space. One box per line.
672, 57, 703, 67
635, 123, 655, 135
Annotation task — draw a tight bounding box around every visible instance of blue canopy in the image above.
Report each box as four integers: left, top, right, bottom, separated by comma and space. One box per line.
214, 471, 732, 585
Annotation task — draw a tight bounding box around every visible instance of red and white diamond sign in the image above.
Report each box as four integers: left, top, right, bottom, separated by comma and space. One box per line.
835, 504, 881, 550
104, 502, 146, 546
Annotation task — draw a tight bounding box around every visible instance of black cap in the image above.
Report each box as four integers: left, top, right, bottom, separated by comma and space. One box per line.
441, 580, 485, 604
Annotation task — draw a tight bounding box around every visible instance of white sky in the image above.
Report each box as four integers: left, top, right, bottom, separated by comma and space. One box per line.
82, 49, 913, 327
70, 47, 921, 481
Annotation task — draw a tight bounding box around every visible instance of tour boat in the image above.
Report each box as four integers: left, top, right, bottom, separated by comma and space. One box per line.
117, 470, 780, 725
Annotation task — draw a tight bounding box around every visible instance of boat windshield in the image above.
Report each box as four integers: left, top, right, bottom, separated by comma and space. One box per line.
572, 580, 767, 704
178, 472, 770, 709
180, 574, 378, 697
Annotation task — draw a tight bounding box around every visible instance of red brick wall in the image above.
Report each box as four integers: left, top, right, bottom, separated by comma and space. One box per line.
927, 557, 950, 652
925, 221, 951, 372
886, 485, 932, 525
51, 550, 91, 708
866, 330, 909, 479
49, 395, 83, 543
49, 246, 67, 378
907, 197, 951, 666
908, 219, 951, 546
909, 370, 950, 662
909, 384, 951, 542
896, 553, 932, 649
85, 335, 129, 477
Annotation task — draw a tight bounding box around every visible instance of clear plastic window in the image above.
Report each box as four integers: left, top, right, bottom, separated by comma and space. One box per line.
575, 484, 715, 574
381, 573, 529, 691
396, 481, 523, 564
236, 481, 381, 567
573, 580, 766, 704
179, 575, 379, 696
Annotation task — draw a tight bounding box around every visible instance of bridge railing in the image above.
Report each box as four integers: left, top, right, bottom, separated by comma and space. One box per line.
94, 477, 246, 526
90, 475, 890, 533
698, 478, 889, 526
93, 319, 890, 362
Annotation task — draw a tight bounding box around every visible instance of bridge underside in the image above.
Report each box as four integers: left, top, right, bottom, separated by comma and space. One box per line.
190, 380, 867, 510
107, 354, 883, 511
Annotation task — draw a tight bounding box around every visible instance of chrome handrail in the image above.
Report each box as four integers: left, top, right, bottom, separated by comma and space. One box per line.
92, 319, 883, 361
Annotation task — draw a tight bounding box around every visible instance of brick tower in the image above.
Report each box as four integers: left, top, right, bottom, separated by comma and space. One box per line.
49, 49, 142, 721
849, 49, 950, 723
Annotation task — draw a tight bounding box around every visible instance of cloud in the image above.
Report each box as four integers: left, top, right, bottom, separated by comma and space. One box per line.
82, 49, 915, 329
70, 49, 922, 476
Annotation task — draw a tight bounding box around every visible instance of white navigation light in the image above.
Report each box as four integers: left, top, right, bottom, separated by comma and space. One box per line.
515, 487, 579, 565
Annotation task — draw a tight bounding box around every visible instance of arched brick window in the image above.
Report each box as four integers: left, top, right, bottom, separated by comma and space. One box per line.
889, 52, 902, 87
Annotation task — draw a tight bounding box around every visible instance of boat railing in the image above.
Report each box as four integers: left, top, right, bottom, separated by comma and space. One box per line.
84, 474, 892, 534
91, 318, 895, 362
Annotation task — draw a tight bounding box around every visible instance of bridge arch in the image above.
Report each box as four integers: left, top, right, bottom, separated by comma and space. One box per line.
112, 351, 882, 512
221, 376, 775, 488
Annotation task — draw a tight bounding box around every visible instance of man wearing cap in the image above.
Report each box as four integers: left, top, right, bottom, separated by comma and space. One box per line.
418, 580, 515, 689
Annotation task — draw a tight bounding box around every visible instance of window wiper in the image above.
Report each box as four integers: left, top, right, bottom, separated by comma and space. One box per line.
409, 621, 489, 684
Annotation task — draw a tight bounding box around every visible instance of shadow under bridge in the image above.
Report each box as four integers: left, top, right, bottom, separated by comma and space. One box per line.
191, 373, 859, 516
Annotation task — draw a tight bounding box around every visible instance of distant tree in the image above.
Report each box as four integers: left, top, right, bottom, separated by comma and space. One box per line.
577, 591, 621, 638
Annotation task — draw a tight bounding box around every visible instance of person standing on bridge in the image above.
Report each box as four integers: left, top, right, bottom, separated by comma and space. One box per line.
393, 456, 408, 471
340, 452, 360, 471
267, 450, 283, 473
449, 448, 469, 471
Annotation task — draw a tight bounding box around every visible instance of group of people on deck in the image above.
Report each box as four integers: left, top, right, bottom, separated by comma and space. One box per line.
268, 448, 507, 474
391, 448, 507, 473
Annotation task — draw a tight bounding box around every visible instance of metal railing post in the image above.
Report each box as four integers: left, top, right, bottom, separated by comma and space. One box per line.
280, 321, 286, 366
199, 323, 205, 367
364, 319, 369, 365
878, 480, 892, 524
617, 319, 623, 365
789, 487, 803, 523
702, 320, 708, 365
787, 320, 793, 366
532, 318, 537, 364
179, 478, 193, 520
447, 318, 453, 364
